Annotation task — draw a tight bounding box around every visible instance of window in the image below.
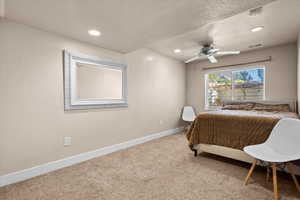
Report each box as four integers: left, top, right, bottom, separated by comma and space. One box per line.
205, 67, 265, 108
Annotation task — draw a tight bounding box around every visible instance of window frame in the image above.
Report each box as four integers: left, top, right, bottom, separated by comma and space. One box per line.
204, 66, 266, 110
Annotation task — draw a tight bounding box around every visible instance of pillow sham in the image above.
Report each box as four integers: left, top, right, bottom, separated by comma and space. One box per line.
222, 103, 254, 110
252, 103, 290, 112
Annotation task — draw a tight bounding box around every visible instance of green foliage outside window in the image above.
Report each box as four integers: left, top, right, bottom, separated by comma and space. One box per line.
206, 68, 264, 107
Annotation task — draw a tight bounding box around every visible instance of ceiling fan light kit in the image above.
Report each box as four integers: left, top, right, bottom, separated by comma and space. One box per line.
185, 44, 240, 64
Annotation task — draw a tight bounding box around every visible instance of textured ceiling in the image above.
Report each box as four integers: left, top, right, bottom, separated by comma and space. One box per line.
4, 0, 274, 53
148, 0, 300, 61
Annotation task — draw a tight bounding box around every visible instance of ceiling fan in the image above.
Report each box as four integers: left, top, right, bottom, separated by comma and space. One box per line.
185, 44, 240, 64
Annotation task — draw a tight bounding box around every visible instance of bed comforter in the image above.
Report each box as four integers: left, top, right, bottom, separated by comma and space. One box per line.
186, 110, 298, 150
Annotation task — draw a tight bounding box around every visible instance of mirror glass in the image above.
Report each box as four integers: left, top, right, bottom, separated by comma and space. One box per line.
76, 63, 123, 100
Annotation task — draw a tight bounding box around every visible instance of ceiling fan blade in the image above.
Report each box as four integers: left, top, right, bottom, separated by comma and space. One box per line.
209, 48, 219, 54
216, 51, 240, 55
207, 55, 218, 63
185, 55, 201, 63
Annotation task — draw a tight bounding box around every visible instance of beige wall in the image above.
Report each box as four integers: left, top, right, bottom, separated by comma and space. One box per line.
298, 33, 300, 112
186, 43, 298, 113
0, 20, 186, 175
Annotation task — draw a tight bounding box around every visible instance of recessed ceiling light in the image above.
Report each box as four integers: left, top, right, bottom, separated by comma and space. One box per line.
146, 56, 154, 61
173, 49, 181, 54
251, 26, 264, 32
88, 29, 101, 36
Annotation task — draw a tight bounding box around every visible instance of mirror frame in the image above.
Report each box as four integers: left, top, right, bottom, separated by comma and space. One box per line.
63, 50, 128, 110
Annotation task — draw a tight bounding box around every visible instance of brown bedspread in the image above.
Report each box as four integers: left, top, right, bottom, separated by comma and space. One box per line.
186, 110, 298, 150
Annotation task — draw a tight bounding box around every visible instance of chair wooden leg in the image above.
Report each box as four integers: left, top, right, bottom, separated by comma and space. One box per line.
272, 163, 279, 200
245, 159, 257, 185
287, 163, 300, 192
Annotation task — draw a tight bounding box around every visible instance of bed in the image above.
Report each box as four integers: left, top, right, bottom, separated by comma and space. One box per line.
186, 100, 298, 165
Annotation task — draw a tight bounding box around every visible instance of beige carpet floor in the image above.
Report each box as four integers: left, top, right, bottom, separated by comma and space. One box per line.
1, 133, 300, 200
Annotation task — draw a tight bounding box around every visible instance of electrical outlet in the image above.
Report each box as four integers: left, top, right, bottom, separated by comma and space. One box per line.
64, 136, 72, 146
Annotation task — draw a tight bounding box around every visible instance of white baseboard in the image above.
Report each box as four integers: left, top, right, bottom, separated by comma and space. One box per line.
0, 127, 184, 187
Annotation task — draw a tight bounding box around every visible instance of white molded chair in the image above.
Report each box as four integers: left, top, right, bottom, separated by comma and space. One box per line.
244, 118, 300, 200
182, 106, 196, 123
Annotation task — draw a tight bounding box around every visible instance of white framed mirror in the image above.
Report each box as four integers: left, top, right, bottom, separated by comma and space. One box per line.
63, 50, 128, 110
